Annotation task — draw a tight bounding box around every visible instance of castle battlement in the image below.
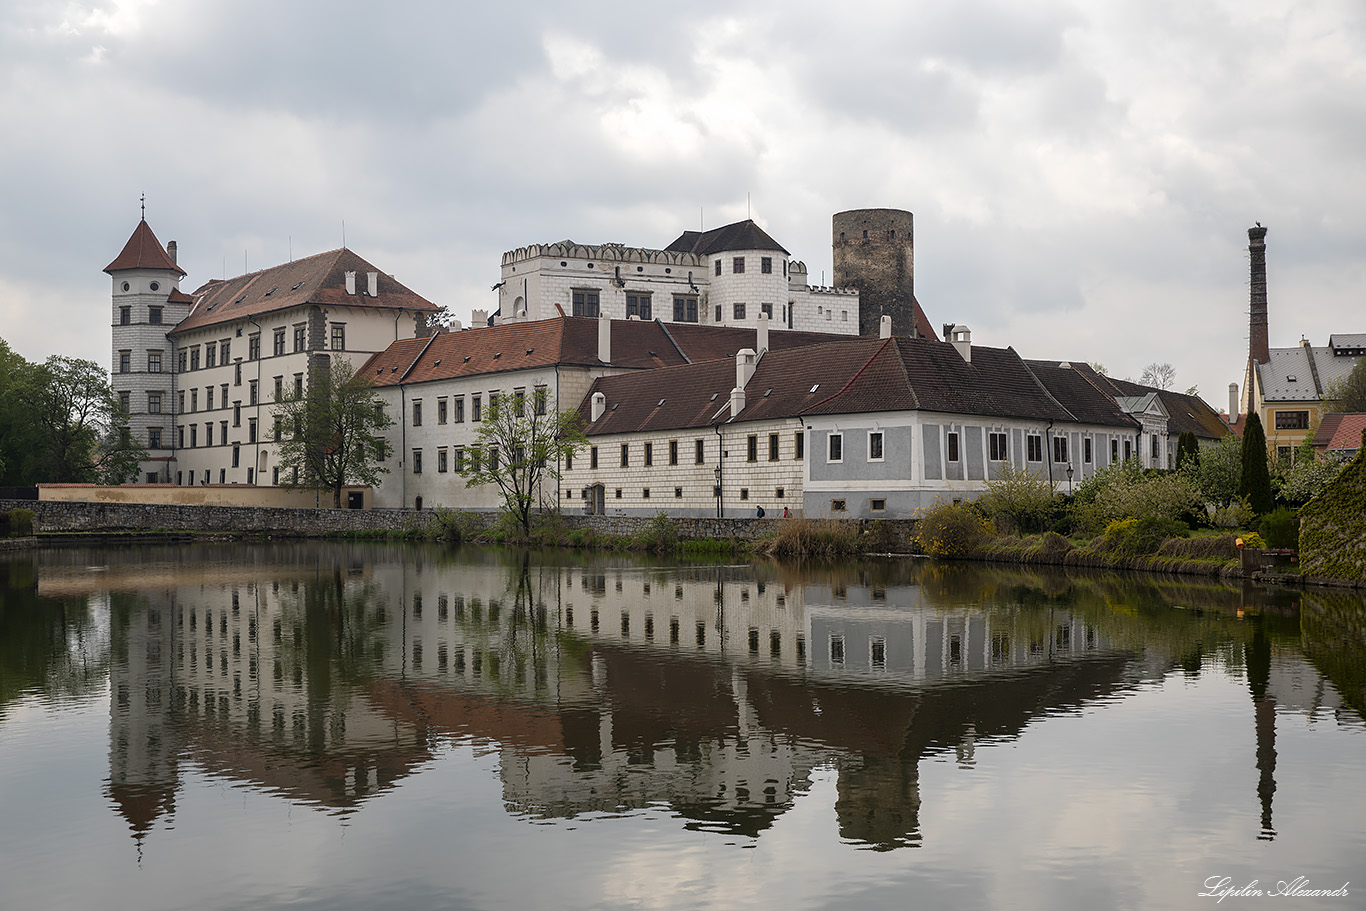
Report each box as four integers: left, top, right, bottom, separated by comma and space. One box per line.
503, 242, 705, 269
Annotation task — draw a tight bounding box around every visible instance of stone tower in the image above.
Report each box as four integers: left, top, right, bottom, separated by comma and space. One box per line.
833, 209, 915, 338
106, 219, 191, 482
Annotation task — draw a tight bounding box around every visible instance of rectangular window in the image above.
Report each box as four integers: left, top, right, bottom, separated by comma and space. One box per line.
1085, 438, 1093, 464
1054, 436, 1069, 463
489, 447, 499, 470
248, 334, 260, 360
620, 443, 629, 467
148, 392, 161, 414
761, 256, 772, 274
1112, 439, 1119, 462
206, 387, 214, 410
190, 425, 197, 448
761, 302, 773, 319
1151, 434, 1159, 459
205, 423, 213, 447
119, 350, 131, 373
1275, 411, 1309, 430
293, 325, 306, 353
625, 293, 651, 319
149, 306, 162, 325
149, 428, 161, 449
534, 386, 548, 415
675, 487, 683, 498
178, 349, 187, 372
733, 303, 746, 320
571, 289, 600, 318
795, 431, 804, 460
273, 376, 283, 400
454, 397, 465, 423
768, 433, 779, 461
205, 345, 216, 368
178, 391, 184, 413
669, 440, 679, 465
695, 439, 705, 464
437, 398, 448, 424
234, 362, 241, 386
293, 374, 303, 396
119, 306, 131, 325
733, 256, 745, 274
220, 341, 230, 362
233, 403, 241, 427
148, 350, 162, 373
453, 447, 465, 472
989, 432, 1008, 461
714, 259, 722, 276
828, 433, 843, 462
1028, 435, 1043, 462
644, 442, 653, 466
412, 450, 422, 474
488, 392, 500, 418
947, 431, 960, 462
472, 395, 482, 422
119, 391, 130, 412
190, 390, 198, 412
273, 328, 285, 357
330, 324, 345, 351
437, 448, 448, 473
714, 304, 722, 322
673, 296, 698, 322
232, 445, 240, 468
190, 346, 200, 370
591, 446, 599, 469
513, 389, 525, 415
870, 499, 886, 512
1124, 439, 1133, 460
565, 451, 572, 471
248, 419, 257, 443
747, 435, 758, 461
412, 401, 422, 427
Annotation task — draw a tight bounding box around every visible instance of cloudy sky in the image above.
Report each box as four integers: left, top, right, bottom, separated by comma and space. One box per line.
2, 0, 1363, 409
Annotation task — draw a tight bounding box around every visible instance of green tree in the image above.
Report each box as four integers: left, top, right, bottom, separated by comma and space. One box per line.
1273, 437, 1345, 507
1323, 357, 1366, 413
1174, 431, 1200, 471
30, 355, 145, 483
457, 387, 588, 537
274, 358, 393, 507
977, 462, 1058, 533
0, 339, 39, 484
1195, 433, 1242, 507
1239, 412, 1275, 515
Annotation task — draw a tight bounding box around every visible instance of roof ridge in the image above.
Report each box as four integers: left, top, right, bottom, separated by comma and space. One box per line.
654, 318, 690, 364
1017, 351, 1080, 422
804, 338, 895, 413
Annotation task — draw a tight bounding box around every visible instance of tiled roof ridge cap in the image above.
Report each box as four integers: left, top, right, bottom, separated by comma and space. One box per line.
1016, 349, 1081, 423
804, 338, 898, 413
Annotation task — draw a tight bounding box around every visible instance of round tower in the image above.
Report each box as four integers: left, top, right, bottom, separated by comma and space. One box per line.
832, 208, 914, 338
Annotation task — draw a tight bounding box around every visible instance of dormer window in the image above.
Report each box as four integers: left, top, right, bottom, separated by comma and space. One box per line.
1287, 374, 1297, 382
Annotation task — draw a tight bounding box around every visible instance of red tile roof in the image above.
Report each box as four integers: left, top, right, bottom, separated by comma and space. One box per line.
170, 248, 438, 336
1314, 413, 1366, 453
357, 317, 857, 388
104, 219, 186, 276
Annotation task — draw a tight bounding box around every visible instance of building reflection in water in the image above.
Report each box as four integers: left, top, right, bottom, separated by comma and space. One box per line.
18, 544, 1356, 852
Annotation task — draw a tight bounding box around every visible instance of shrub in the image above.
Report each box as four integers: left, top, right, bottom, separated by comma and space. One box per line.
7, 508, 33, 537
761, 518, 859, 558
1071, 462, 1203, 535
1240, 531, 1266, 548
1100, 516, 1189, 558
1209, 497, 1254, 529
977, 463, 1059, 534
913, 501, 993, 558
1259, 507, 1300, 549
635, 512, 679, 553
1196, 434, 1242, 506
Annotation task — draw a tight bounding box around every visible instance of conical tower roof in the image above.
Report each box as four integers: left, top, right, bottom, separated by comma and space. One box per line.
104, 219, 186, 276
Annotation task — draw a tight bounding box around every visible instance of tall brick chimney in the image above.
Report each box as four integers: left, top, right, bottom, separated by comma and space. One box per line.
1248, 224, 1269, 365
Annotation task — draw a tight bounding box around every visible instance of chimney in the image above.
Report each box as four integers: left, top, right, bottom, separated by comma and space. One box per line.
879, 315, 892, 339
590, 391, 606, 422
167, 240, 177, 265
471, 308, 489, 327
367, 272, 378, 296
949, 324, 972, 362
736, 347, 757, 390
1248, 224, 1269, 365
730, 386, 745, 418
756, 313, 770, 354
598, 314, 611, 364
1229, 383, 1238, 418
345, 271, 356, 295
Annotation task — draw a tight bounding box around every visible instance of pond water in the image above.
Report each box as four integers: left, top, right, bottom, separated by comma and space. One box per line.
1, 542, 1363, 911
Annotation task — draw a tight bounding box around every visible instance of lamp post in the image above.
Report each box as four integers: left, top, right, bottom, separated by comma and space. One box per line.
1067, 464, 1074, 494
714, 466, 722, 518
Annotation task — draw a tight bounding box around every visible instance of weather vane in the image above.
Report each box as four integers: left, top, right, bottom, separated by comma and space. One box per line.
140, 193, 146, 220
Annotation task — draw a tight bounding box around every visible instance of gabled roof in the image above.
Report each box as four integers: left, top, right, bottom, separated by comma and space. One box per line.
1071, 366, 1229, 440
664, 219, 790, 256
1023, 360, 1141, 429
358, 317, 855, 388
1255, 343, 1363, 403
170, 248, 438, 336
805, 338, 1077, 422
104, 219, 186, 276
577, 335, 1114, 438
1314, 413, 1366, 454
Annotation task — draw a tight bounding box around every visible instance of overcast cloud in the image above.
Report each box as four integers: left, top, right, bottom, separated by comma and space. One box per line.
2, 0, 1363, 407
